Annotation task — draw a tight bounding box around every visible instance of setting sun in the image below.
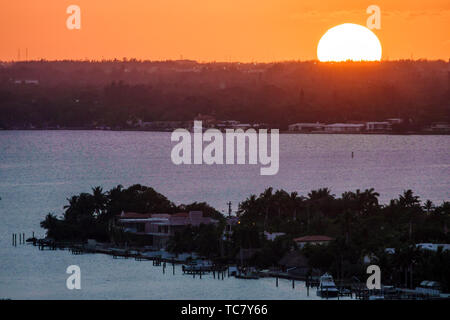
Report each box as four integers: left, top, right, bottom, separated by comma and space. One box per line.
317, 23, 382, 62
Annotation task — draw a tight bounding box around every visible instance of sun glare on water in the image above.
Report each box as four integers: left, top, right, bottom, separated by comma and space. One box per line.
317, 23, 382, 62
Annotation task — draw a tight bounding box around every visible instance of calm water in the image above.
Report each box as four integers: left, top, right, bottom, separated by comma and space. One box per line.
0, 131, 449, 299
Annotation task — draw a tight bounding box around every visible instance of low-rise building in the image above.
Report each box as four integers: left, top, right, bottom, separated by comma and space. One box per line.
263, 231, 286, 241
324, 123, 365, 133
288, 123, 325, 132
427, 122, 450, 133
117, 211, 218, 249
366, 122, 392, 132
416, 243, 450, 252
294, 235, 335, 248
386, 118, 404, 125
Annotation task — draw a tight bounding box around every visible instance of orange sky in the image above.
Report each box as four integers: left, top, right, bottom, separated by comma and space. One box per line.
0, 0, 449, 62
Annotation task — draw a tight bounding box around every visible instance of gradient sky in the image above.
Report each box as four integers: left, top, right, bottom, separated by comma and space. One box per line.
1, 0, 449, 62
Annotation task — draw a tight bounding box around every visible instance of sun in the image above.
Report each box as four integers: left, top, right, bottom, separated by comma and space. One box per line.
317, 23, 382, 62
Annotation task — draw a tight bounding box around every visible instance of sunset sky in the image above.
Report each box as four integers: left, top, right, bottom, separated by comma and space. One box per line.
1, 0, 449, 62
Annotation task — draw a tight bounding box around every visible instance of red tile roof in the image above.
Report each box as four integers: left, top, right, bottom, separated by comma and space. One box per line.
293, 235, 334, 242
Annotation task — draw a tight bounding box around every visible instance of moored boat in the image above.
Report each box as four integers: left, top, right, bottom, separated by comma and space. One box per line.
316, 273, 339, 298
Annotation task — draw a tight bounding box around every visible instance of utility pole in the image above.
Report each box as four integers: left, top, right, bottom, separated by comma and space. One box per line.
227, 201, 232, 217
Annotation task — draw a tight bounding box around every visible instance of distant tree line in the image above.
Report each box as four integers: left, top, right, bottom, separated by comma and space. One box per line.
1, 60, 449, 129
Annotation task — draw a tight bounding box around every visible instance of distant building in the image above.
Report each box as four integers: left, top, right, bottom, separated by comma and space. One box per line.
386, 118, 404, 125
426, 122, 450, 133
365, 121, 392, 132
415, 281, 442, 296
232, 123, 253, 130
14, 79, 39, 85
324, 123, 365, 133
288, 123, 325, 132
194, 114, 216, 127
215, 120, 253, 131
416, 243, 450, 252
136, 120, 187, 130
263, 231, 286, 241
294, 235, 334, 248
117, 211, 218, 249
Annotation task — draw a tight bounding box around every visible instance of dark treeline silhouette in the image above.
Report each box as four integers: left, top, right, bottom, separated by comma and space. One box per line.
1, 59, 449, 129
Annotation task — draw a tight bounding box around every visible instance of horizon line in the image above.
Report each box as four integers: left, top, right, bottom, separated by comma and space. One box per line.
2, 58, 450, 65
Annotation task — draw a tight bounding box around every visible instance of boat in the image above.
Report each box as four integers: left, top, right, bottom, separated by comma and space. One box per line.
316, 273, 339, 298
235, 267, 260, 279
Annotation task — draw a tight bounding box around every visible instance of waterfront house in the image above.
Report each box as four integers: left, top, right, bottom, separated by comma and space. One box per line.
386, 118, 404, 125
415, 281, 442, 296
288, 122, 325, 132
324, 123, 365, 133
117, 211, 218, 249
365, 121, 392, 132
416, 243, 450, 252
425, 122, 450, 133
293, 235, 335, 248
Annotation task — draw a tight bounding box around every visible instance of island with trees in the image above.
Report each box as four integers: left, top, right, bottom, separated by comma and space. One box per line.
39, 184, 450, 292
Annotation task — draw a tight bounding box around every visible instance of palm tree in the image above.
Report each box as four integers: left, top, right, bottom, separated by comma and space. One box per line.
399, 190, 420, 208
423, 200, 434, 214
260, 188, 273, 230
91, 186, 106, 217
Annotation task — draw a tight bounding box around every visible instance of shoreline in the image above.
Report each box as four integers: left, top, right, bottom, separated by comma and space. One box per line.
1, 128, 449, 135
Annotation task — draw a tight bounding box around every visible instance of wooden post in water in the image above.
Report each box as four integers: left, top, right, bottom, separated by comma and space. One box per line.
306, 276, 310, 297
276, 276, 278, 287
23, 233, 25, 244
292, 279, 295, 289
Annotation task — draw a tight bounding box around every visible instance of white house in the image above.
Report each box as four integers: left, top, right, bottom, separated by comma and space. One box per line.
324, 123, 365, 133
288, 123, 325, 132
366, 122, 392, 131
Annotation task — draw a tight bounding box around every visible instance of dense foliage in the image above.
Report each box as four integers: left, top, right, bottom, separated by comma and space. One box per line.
40, 184, 224, 241
234, 187, 450, 290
